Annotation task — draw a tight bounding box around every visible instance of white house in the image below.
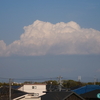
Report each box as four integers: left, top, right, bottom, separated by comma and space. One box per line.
13, 94, 41, 100
18, 84, 46, 96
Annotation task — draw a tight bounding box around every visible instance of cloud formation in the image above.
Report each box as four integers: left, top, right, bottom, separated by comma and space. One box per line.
0, 20, 100, 56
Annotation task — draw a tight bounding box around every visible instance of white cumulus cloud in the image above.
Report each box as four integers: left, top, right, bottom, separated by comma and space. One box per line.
1, 20, 100, 56
0, 40, 7, 56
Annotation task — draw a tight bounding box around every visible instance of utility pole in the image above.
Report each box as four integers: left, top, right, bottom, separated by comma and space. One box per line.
94, 76, 96, 85
57, 76, 63, 91
9, 78, 12, 100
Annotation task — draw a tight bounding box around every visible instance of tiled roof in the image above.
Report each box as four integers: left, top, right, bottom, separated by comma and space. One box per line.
11, 86, 21, 89
0, 86, 27, 99
80, 89, 100, 99
41, 91, 84, 100
72, 85, 100, 95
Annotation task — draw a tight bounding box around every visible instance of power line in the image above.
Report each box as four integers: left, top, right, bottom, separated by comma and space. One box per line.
0, 76, 99, 83
0, 77, 9, 79
0, 77, 57, 81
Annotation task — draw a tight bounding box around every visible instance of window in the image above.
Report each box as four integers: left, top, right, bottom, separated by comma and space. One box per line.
32, 86, 37, 89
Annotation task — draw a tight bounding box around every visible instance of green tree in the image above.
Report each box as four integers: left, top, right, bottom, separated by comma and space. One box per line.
45, 80, 58, 85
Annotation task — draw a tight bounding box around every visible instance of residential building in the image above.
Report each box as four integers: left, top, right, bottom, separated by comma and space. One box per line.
80, 89, 100, 100
0, 86, 41, 100
41, 91, 85, 100
72, 85, 100, 95
18, 84, 46, 96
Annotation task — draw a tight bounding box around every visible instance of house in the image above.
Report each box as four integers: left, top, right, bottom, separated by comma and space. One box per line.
13, 93, 41, 100
0, 86, 41, 100
41, 91, 85, 100
72, 85, 100, 95
0, 86, 27, 100
18, 84, 46, 96
80, 89, 100, 100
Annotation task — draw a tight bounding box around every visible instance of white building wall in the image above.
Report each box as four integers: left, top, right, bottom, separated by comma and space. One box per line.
18, 84, 46, 96
13, 94, 41, 100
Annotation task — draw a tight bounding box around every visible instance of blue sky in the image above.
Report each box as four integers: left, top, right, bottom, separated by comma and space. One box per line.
0, 0, 100, 82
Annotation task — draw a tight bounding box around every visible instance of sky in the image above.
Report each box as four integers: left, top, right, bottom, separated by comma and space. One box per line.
0, 0, 100, 83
